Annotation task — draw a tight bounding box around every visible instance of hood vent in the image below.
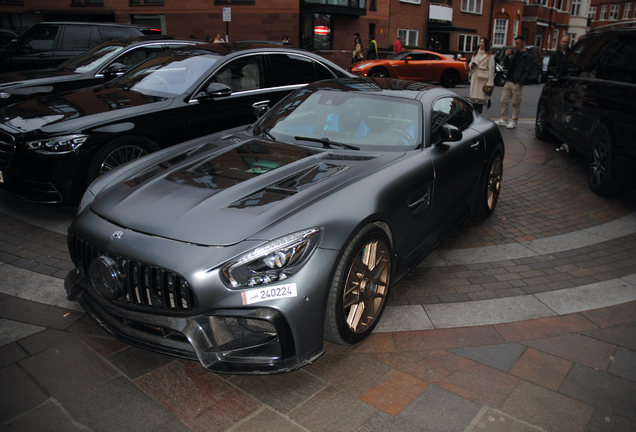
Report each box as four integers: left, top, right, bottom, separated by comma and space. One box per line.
222, 135, 245, 145
318, 154, 376, 161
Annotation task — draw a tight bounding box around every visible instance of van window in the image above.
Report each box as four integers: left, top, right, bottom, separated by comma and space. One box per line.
595, 36, 636, 84
20, 25, 59, 51
98, 26, 137, 43
60, 26, 93, 50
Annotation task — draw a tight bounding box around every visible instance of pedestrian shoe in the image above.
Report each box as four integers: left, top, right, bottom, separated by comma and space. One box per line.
506, 120, 517, 129
495, 119, 508, 126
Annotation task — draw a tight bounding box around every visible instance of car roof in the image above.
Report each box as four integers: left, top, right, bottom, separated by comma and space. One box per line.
28, 22, 142, 27
102, 35, 205, 47
302, 77, 436, 99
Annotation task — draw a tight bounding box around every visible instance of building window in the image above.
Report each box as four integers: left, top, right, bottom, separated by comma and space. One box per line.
570, 0, 580, 16
461, 0, 482, 14
129, 0, 165, 4
609, 5, 619, 19
535, 27, 543, 48
535, 0, 547, 5
600, 5, 607, 20
398, 29, 418, 46
625, 4, 632, 19
493, 19, 508, 46
589, 6, 597, 21
370, 0, 377, 11
71, 0, 104, 4
458, 34, 480, 52
568, 32, 576, 46
556, 0, 563, 10
400, 0, 421, 4
513, 19, 519, 37
552, 29, 559, 49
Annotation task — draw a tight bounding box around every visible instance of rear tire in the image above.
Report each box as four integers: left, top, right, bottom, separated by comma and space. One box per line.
87, 136, 160, 185
588, 128, 621, 196
535, 102, 555, 142
441, 69, 460, 88
324, 224, 392, 345
473, 147, 504, 217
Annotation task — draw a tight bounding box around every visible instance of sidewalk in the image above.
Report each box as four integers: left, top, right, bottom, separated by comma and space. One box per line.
1, 123, 635, 432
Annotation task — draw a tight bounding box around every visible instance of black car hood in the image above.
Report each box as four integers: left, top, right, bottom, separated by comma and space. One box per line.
91, 139, 401, 246
0, 86, 171, 134
0, 68, 79, 88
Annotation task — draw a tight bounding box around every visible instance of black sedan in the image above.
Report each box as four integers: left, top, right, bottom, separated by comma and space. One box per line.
0, 44, 351, 204
0, 36, 202, 108
64, 78, 504, 374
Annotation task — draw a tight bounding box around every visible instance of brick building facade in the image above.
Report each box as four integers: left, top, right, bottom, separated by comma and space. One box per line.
588, 0, 636, 28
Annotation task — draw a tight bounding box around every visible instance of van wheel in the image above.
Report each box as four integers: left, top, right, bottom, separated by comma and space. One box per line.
87, 136, 159, 185
535, 102, 555, 141
588, 129, 621, 196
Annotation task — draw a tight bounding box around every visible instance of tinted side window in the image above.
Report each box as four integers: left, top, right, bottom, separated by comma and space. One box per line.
315, 61, 335, 80
98, 26, 136, 44
209, 56, 264, 92
595, 36, 636, 84
60, 26, 93, 50
562, 35, 614, 78
268, 54, 317, 87
431, 97, 473, 140
20, 25, 60, 51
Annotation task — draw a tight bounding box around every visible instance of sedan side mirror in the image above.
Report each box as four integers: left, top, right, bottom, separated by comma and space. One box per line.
106, 62, 127, 76
436, 124, 462, 145
197, 82, 232, 100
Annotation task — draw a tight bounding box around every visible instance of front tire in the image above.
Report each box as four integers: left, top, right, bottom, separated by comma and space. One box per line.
474, 147, 503, 217
369, 67, 389, 78
441, 69, 460, 88
324, 224, 392, 345
535, 102, 555, 141
87, 136, 160, 185
588, 129, 621, 196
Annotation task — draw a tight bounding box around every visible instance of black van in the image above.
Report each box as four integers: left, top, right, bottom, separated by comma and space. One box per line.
535, 23, 636, 195
0, 22, 143, 72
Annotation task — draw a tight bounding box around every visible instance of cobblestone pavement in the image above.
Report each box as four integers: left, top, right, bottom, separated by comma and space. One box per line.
1, 123, 635, 432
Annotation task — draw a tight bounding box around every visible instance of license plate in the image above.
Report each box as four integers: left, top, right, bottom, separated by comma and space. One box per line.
0, 170, 3, 183
241, 283, 297, 305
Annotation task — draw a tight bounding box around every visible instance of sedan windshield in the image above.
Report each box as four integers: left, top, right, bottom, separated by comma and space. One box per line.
258, 89, 422, 149
107, 48, 219, 96
60, 45, 126, 73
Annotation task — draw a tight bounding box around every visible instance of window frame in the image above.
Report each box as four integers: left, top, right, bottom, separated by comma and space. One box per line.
609, 5, 619, 20
492, 18, 508, 47
398, 29, 419, 47
461, 0, 483, 14
570, 0, 581, 16
457, 34, 480, 52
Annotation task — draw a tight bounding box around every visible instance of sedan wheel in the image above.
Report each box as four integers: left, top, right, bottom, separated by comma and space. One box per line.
369, 67, 388, 78
87, 136, 160, 185
474, 148, 503, 217
441, 69, 460, 88
324, 225, 391, 345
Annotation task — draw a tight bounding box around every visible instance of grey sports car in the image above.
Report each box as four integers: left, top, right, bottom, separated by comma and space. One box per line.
65, 77, 504, 374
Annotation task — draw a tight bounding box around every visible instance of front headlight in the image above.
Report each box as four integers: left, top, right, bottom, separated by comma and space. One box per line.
0, 92, 11, 100
222, 228, 323, 288
354, 62, 374, 70
27, 134, 88, 155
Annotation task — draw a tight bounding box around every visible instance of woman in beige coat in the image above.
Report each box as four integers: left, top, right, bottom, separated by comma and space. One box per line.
469, 37, 495, 100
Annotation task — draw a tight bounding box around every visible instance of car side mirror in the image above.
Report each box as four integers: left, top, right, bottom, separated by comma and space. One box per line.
436, 124, 462, 145
404, 56, 412, 62
197, 82, 232, 100
106, 62, 127, 76
254, 105, 269, 118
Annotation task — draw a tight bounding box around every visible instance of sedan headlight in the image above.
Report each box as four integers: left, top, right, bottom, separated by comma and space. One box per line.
222, 228, 323, 288
0, 92, 11, 100
27, 134, 88, 155
354, 62, 374, 70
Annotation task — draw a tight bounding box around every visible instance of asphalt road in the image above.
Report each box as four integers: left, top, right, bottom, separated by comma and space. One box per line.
452, 81, 545, 121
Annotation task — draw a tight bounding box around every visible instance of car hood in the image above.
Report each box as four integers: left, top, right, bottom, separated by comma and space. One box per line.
0, 68, 80, 89
0, 86, 171, 134
90, 138, 402, 246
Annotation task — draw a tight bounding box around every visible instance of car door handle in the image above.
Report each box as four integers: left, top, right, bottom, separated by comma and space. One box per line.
252, 101, 270, 108
470, 141, 480, 150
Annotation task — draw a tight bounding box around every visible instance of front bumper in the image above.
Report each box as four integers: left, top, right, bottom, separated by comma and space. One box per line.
66, 268, 324, 374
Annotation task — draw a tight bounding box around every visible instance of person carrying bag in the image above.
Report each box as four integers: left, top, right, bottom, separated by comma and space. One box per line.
469, 37, 495, 102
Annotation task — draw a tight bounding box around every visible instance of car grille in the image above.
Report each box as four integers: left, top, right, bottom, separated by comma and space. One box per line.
68, 234, 198, 313
0, 131, 16, 168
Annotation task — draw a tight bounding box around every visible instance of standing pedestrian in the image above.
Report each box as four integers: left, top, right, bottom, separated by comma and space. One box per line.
393, 36, 403, 54
352, 32, 364, 64
469, 37, 495, 101
547, 35, 570, 77
496, 35, 534, 129
213, 34, 224, 43
367, 35, 378, 60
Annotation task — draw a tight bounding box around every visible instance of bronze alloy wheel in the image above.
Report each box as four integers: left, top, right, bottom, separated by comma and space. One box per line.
99, 145, 149, 175
342, 237, 391, 334
486, 154, 503, 211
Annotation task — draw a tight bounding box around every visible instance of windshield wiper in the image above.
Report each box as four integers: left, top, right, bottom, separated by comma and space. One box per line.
254, 124, 276, 141
294, 136, 359, 150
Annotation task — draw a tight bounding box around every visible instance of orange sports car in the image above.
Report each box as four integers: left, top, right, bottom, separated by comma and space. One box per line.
352, 49, 469, 88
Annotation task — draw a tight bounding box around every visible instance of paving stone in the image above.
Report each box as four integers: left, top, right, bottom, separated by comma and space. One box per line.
493, 314, 598, 342
559, 364, 636, 421
63, 376, 175, 432
0, 296, 83, 330
20, 339, 119, 403
465, 407, 544, 432
228, 369, 327, 415
359, 410, 426, 432
408, 350, 519, 408
0, 364, 49, 423
154, 419, 196, 432
289, 386, 377, 432
581, 301, 636, 329
449, 343, 527, 372
508, 348, 573, 390
0, 318, 45, 347
582, 324, 636, 351
18, 328, 79, 355
0, 400, 86, 432
79, 334, 129, 357
608, 347, 636, 383
585, 409, 636, 432
393, 326, 505, 351
535, 280, 636, 315
398, 385, 481, 432
135, 359, 261, 432
358, 368, 428, 416
106, 346, 176, 380
524, 334, 616, 370
228, 408, 306, 432
501, 380, 594, 432
0, 343, 28, 369
303, 353, 391, 396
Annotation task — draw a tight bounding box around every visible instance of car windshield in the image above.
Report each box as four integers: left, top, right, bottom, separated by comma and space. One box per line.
107, 48, 219, 96
59, 44, 126, 73
258, 89, 422, 149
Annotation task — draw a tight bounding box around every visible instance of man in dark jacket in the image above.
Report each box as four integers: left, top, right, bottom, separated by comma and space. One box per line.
367, 35, 378, 60
496, 35, 534, 129
547, 35, 570, 77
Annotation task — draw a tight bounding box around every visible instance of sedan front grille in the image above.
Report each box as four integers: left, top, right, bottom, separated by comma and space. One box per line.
0, 131, 16, 168
68, 234, 197, 313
